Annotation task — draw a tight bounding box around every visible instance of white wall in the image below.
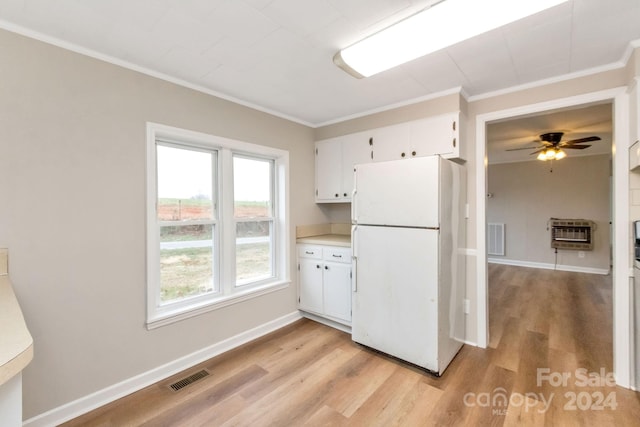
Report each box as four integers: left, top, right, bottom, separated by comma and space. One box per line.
487, 155, 611, 272
0, 29, 329, 420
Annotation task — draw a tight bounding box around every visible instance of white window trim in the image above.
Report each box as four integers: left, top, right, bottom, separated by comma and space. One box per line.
146, 122, 290, 329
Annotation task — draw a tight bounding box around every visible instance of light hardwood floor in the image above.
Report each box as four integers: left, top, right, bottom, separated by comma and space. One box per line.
63, 265, 640, 426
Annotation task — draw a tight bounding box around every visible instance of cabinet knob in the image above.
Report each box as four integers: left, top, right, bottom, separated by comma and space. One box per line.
369, 137, 373, 146
401, 152, 406, 158
316, 264, 321, 269
411, 151, 417, 156
335, 193, 339, 197
453, 138, 456, 147
324, 265, 329, 270
343, 193, 347, 197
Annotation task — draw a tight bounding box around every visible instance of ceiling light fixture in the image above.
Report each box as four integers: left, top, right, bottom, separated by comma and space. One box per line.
334, 0, 569, 78
537, 148, 566, 161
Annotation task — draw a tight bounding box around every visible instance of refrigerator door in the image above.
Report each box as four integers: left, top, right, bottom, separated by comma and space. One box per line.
353, 156, 440, 228
352, 225, 439, 371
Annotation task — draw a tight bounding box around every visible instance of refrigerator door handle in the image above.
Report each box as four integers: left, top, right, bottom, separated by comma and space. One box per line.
352, 225, 358, 292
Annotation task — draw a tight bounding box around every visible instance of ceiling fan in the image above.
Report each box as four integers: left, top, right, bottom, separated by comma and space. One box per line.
506, 132, 601, 161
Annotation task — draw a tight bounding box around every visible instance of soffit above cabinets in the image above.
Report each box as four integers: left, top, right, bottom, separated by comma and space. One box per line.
0, 0, 638, 126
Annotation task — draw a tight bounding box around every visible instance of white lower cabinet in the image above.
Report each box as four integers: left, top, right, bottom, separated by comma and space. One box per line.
297, 244, 352, 325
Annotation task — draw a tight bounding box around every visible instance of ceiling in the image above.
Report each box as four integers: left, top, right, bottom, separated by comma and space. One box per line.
0, 0, 638, 127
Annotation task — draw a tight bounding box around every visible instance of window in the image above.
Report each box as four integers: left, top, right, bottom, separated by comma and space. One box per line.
234, 155, 274, 286
146, 123, 289, 328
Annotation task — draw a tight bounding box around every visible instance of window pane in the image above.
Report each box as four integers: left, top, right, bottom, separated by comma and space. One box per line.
157, 145, 214, 220
160, 224, 215, 303
233, 156, 272, 218
236, 220, 273, 285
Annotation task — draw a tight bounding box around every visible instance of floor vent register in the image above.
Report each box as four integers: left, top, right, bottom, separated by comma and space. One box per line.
169, 369, 210, 392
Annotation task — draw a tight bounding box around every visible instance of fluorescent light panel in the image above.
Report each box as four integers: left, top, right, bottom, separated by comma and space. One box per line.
334, 0, 569, 78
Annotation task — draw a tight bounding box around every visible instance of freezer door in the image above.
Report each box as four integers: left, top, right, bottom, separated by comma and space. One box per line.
353, 156, 440, 227
352, 225, 439, 371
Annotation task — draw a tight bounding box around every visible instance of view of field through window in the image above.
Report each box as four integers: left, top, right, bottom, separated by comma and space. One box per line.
156, 145, 274, 304
234, 156, 274, 286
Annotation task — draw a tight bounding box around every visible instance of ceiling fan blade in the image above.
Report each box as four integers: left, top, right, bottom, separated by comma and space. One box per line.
563, 136, 601, 145
563, 144, 591, 150
505, 146, 542, 151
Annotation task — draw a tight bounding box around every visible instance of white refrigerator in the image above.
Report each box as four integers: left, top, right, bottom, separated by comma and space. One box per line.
351, 155, 465, 375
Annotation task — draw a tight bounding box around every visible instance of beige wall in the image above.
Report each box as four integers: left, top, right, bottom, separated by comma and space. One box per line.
487, 155, 611, 271
0, 29, 330, 419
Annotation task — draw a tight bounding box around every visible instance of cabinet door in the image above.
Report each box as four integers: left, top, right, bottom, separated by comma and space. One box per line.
315, 138, 343, 201
323, 262, 352, 322
409, 113, 459, 158
298, 258, 323, 314
341, 132, 371, 200
370, 123, 410, 162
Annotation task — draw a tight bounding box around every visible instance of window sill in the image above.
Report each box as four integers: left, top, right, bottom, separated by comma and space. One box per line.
146, 280, 290, 330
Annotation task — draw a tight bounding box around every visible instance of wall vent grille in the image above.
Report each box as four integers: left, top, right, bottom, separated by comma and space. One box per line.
488, 223, 505, 256
169, 369, 210, 392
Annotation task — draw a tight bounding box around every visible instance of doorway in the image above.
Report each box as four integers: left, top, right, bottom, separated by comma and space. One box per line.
474, 88, 632, 388
484, 103, 614, 375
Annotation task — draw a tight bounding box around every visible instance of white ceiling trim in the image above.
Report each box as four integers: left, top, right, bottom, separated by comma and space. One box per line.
0, 19, 316, 128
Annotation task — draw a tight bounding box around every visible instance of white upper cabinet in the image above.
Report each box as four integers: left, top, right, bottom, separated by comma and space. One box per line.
316, 132, 371, 203
409, 112, 461, 159
315, 111, 464, 203
369, 123, 409, 162
372, 112, 461, 161
315, 137, 343, 201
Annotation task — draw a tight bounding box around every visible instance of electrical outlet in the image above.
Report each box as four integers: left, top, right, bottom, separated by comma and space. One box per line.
578, 251, 585, 258
463, 298, 470, 314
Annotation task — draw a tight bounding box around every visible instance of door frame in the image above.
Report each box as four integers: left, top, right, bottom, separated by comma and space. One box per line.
475, 87, 631, 388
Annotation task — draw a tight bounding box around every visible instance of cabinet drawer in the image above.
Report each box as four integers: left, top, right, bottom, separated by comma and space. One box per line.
323, 247, 351, 263
297, 245, 323, 259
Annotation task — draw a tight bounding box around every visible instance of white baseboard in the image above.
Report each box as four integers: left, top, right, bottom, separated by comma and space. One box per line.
488, 257, 609, 275
23, 311, 303, 427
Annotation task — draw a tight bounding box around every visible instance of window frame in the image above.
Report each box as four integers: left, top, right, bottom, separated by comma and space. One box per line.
146, 123, 290, 329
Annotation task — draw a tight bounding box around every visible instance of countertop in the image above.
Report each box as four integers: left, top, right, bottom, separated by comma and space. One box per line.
0, 275, 33, 386
296, 233, 351, 247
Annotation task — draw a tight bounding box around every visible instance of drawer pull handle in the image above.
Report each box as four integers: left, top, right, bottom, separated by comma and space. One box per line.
332, 254, 342, 258
305, 251, 314, 254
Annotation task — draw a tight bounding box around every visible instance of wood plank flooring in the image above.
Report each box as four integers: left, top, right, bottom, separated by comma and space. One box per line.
62, 265, 640, 426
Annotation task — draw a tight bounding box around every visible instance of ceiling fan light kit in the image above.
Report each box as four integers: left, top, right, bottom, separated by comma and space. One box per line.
537, 148, 566, 161
334, 0, 569, 78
